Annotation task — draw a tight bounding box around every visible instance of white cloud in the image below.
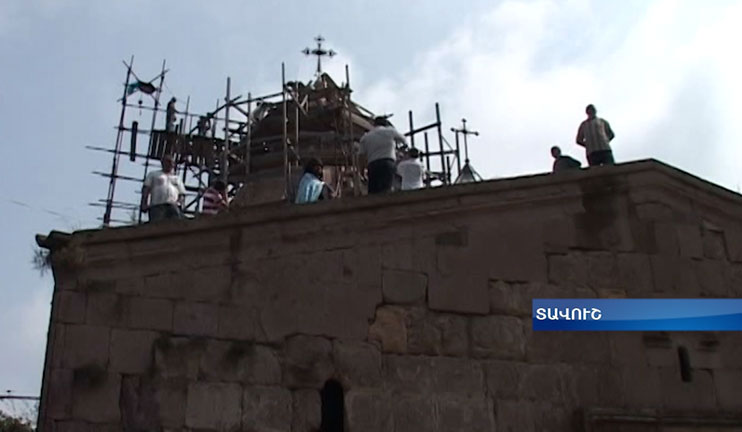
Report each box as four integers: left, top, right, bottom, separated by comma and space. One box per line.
354, 0, 742, 189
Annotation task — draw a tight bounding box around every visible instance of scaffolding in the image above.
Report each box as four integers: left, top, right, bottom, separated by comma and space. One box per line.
91, 38, 477, 227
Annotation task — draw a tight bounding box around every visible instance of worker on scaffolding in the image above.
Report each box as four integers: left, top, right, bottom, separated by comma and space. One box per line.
141, 154, 186, 222
166, 97, 178, 133
197, 115, 211, 136
396, 147, 425, 190
201, 179, 229, 215
295, 158, 333, 204
357, 116, 407, 194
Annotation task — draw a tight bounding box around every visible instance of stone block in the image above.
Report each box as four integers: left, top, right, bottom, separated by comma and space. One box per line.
291, 389, 321, 432
46, 368, 73, 419
695, 260, 729, 296
496, 399, 535, 432
384, 355, 435, 394
470, 316, 525, 360
469, 221, 549, 283
714, 369, 742, 410
368, 306, 407, 354
333, 340, 382, 389
128, 297, 173, 331
155, 378, 186, 429
54, 291, 86, 324
173, 301, 218, 336
242, 386, 292, 432
586, 252, 621, 291
616, 253, 653, 296
109, 329, 158, 374
483, 361, 521, 399
724, 227, 742, 262
71, 372, 121, 423
702, 228, 727, 260
652, 222, 680, 255
436, 395, 495, 431
345, 390, 391, 432
431, 357, 485, 396
115, 277, 144, 296
428, 246, 489, 314
62, 324, 110, 369
382, 269, 427, 304
174, 266, 231, 302
621, 365, 661, 408
391, 395, 436, 431
198, 340, 280, 385
217, 305, 263, 341
659, 367, 716, 411
489, 280, 530, 316
526, 327, 610, 364
547, 253, 588, 288
185, 382, 242, 430
518, 364, 564, 402
342, 245, 382, 288
650, 256, 700, 294
153, 336, 204, 379
85, 292, 128, 327
407, 310, 468, 357
142, 272, 181, 299
608, 333, 647, 367
283, 334, 334, 389
724, 264, 742, 296
676, 224, 703, 258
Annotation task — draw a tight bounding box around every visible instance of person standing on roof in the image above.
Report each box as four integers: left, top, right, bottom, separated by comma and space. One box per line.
396, 147, 425, 190
166, 97, 178, 133
202, 180, 229, 215
550, 146, 581, 173
295, 158, 334, 204
141, 154, 186, 222
358, 116, 407, 194
576, 104, 615, 167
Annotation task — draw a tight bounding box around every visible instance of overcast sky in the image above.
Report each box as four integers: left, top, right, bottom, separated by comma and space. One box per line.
1, 0, 741, 397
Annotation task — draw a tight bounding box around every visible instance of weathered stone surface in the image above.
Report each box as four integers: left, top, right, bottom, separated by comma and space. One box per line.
407, 309, 468, 357
621, 365, 661, 408
153, 337, 204, 379
142, 273, 180, 299
55, 291, 86, 324
676, 224, 703, 258
586, 252, 621, 291
291, 389, 321, 432
714, 369, 742, 410
470, 316, 525, 360
46, 368, 73, 419
242, 386, 292, 432
382, 269, 427, 304
391, 395, 436, 431
696, 260, 729, 296
608, 333, 647, 366
547, 253, 588, 288
185, 382, 241, 430
345, 390, 391, 432
436, 395, 495, 432
483, 361, 521, 399
526, 326, 610, 364
283, 335, 334, 389
496, 399, 535, 432
652, 222, 680, 255
659, 367, 716, 411
173, 301, 218, 336
650, 255, 700, 294
217, 305, 263, 341
724, 227, 742, 262
109, 329, 158, 374
198, 340, 281, 385
173, 266, 231, 302
617, 253, 654, 295
154, 378, 186, 429
368, 306, 407, 354
333, 340, 381, 389
71, 372, 121, 423
384, 355, 483, 396
428, 245, 489, 314
518, 364, 564, 401
86, 292, 128, 327
62, 324, 110, 369
128, 297, 173, 331
702, 227, 727, 260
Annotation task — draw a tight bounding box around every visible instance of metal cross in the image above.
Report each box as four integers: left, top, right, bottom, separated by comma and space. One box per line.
450, 118, 479, 163
302, 35, 336, 75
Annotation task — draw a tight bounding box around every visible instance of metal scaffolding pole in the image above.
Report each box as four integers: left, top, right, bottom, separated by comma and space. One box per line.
137, 59, 167, 224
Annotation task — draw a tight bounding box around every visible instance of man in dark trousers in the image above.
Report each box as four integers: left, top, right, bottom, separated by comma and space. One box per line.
550, 146, 581, 173
576, 104, 615, 166
357, 116, 407, 194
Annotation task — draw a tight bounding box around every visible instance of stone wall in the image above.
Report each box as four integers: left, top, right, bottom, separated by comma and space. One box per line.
38, 160, 742, 431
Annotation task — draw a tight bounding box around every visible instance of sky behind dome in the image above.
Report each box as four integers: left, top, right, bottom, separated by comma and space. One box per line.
1, 0, 741, 396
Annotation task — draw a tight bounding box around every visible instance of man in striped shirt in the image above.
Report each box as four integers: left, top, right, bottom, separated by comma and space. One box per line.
576, 104, 615, 167
202, 180, 229, 215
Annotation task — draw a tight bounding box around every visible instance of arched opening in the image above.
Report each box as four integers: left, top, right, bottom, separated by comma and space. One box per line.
321, 379, 344, 432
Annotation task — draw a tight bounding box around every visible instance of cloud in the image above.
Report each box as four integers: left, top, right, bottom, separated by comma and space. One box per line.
355, 0, 742, 188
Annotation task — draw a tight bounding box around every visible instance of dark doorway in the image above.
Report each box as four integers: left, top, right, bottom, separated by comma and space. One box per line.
321, 379, 344, 432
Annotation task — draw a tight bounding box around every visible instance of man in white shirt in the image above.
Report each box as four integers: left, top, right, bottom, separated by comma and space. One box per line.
576, 104, 615, 167
141, 154, 186, 222
358, 116, 407, 194
396, 148, 425, 190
